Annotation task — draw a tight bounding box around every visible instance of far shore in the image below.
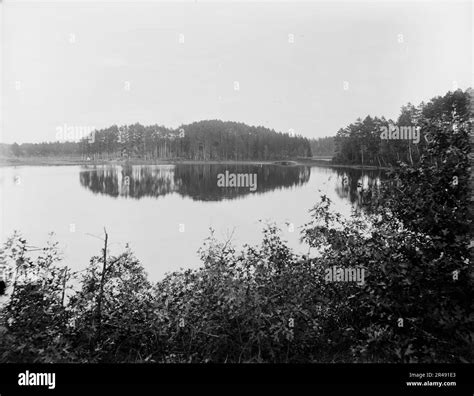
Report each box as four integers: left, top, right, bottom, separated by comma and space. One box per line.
0, 156, 390, 170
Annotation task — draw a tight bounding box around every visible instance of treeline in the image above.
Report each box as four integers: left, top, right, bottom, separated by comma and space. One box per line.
0, 142, 81, 157
333, 89, 472, 166
2, 120, 313, 161
0, 92, 471, 363
82, 120, 312, 160
309, 136, 335, 157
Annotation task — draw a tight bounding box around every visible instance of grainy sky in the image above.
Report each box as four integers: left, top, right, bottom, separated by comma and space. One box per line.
1, 0, 472, 143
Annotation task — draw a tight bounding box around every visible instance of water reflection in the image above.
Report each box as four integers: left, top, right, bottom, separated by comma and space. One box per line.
79, 164, 312, 201
333, 168, 385, 208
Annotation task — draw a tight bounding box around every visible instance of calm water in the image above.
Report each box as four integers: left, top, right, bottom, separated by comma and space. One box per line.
0, 164, 382, 281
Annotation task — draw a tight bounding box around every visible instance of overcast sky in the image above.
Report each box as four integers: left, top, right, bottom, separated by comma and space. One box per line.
1, 0, 472, 143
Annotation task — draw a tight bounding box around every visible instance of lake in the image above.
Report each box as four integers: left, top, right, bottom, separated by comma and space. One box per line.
0, 163, 383, 281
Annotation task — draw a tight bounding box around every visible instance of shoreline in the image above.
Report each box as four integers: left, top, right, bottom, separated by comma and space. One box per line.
0, 156, 390, 170
300, 160, 391, 171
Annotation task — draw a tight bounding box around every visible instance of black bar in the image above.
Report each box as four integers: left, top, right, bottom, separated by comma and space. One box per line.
0, 364, 472, 394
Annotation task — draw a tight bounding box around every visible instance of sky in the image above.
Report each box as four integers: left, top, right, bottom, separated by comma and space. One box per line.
1, 0, 472, 143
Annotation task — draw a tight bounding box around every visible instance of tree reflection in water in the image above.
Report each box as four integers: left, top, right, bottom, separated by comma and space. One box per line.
79, 164, 312, 201
333, 168, 385, 209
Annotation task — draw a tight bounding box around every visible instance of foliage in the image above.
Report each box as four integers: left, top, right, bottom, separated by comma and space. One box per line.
69, 249, 157, 362
0, 234, 71, 362
333, 89, 470, 167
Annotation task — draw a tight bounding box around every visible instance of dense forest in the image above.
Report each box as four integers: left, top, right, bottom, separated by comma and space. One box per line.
1, 120, 313, 161
0, 88, 471, 363
309, 136, 335, 157
333, 89, 472, 166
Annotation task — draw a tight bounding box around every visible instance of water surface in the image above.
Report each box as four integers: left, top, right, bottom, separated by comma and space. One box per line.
0, 164, 382, 281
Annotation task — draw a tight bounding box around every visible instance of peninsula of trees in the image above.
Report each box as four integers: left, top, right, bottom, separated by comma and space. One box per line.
2, 120, 313, 161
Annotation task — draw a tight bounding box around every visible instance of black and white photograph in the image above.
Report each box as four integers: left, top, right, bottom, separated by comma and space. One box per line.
0, 0, 472, 392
